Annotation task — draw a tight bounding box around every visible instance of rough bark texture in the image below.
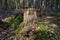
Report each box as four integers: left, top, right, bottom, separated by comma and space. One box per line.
15, 8, 37, 40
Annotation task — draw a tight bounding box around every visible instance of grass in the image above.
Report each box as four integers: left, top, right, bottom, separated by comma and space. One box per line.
35, 12, 60, 40
35, 22, 48, 31
35, 21, 60, 40
3, 13, 23, 34
3, 12, 60, 40
48, 12, 60, 17
35, 30, 60, 40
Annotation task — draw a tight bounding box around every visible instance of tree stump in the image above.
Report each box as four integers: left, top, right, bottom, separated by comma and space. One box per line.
24, 8, 37, 24
15, 8, 37, 40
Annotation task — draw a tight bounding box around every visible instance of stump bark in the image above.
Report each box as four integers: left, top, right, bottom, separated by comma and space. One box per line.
15, 8, 37, 40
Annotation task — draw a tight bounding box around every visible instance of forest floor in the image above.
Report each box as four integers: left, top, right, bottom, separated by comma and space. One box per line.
41, 16, 60, 32
0, 21, 13, 40
0, 16, 60, 40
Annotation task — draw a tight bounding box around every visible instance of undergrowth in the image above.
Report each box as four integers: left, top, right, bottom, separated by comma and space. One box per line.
4, 13, 23, 34
3, 13, 60, 40
35, 21, 60, 40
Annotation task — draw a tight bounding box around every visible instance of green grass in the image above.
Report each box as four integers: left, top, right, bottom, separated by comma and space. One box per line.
3, 12, 60, 40
35, 30, 60, 40
3, 13, 23, 34
35, 22, 48, 31
48, 12, 60, 17
35, 21, 60, 40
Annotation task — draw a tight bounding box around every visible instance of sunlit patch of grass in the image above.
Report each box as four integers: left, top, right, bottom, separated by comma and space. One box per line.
35, 21, 48, 31
3, 13, 23, 34
3, 16, 14, 22
35, 21, 60, 40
